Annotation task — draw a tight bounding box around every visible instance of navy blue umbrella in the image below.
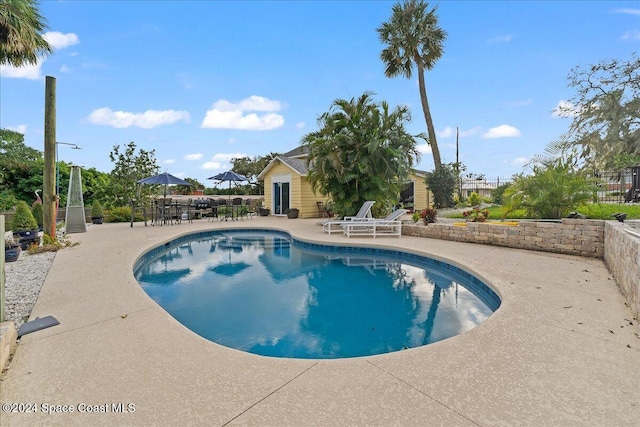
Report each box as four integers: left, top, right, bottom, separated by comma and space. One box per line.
137, 172, 191, 197
207, 171, 248, 201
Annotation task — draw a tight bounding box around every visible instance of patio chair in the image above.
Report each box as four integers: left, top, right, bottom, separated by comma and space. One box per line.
317, 201, 328, 218
322, 200, 375, 234
208, 199, 219, 221
232, 197, 244, 220
342, 209, 407, 238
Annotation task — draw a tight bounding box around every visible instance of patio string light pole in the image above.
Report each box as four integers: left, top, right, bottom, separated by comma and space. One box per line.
43, 76, 56, 241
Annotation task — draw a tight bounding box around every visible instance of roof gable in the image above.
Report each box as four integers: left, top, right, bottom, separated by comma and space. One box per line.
257, 156, 308, 179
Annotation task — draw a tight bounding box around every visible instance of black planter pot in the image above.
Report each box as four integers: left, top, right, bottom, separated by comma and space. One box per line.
92, 217, 104, 224
18, 236, 40, 250
5, 245, 21, 262
15, 229, 39, 239
259, 208, 270, 216
286, 209, 299, 219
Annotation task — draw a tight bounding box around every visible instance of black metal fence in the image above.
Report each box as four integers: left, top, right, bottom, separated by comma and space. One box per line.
457, 166, 640, 204
587, 167, 640, 204
458, 177, 512, 202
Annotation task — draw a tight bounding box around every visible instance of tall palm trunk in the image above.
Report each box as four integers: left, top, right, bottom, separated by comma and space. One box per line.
417, 62, 442, 171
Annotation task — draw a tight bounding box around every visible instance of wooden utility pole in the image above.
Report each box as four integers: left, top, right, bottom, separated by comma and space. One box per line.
43, 76, 56, 240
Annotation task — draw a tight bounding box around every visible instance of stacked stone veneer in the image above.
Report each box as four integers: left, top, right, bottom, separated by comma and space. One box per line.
604, 222, 640, 320
403, 219, 605, 258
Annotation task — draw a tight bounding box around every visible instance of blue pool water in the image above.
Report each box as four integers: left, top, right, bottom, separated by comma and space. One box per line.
134, 229, 500, 359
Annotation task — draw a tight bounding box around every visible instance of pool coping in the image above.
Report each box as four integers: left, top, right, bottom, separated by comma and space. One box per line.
1, 217, 639, 426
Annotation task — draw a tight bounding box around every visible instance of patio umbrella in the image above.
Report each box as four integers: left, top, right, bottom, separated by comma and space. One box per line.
207, 171, 249, 202
137, 172, 192, 198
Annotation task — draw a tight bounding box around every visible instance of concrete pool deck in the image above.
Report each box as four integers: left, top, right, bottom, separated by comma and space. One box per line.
1, 217, 639, 426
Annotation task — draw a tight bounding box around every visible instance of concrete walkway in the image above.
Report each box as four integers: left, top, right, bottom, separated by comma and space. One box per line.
1, 217, 638, 426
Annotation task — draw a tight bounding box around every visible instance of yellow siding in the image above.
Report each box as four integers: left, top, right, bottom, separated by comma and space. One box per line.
410, 173, 432, 211
299, 178, 328, 218
260, 161, 330, 218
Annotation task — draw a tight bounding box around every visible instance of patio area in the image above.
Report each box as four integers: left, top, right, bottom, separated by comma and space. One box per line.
1, 217, 638, 426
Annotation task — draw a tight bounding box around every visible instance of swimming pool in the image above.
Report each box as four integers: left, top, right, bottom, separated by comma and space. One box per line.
134, 229, 500, 359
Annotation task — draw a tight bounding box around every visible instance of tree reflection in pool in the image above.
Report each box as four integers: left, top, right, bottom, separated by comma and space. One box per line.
135, 230, 500, 359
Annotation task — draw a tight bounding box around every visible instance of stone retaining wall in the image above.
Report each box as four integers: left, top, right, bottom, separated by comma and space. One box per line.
403, 219, 605, 258
604, 222, 640, 320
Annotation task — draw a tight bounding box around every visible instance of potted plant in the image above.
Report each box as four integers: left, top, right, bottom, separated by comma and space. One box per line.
91, 200, 104, 224
11, 200, 40, 249
31, 202, 43, 231
420, 207, 438, 225
286, 208, 299, 219
258, 207, 270, 216
5, 235, 21, 262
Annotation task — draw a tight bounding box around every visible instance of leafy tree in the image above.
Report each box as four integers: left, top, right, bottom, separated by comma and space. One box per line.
175, 177, 202, 195
502, 139, 596, 219
232, 153, 280, 195
108, 142, 159, 207
378, 0, 447, 172
0, 128, 41, 162
0, 0, 53, 66
302, 92, 419, 218
558, 53, 640, 169
424, 163, 456, 208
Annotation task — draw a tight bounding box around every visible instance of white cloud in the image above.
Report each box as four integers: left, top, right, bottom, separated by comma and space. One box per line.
201, 96, 285, 130
488, 35, 512, 43
6, 124, 27, 134
87, 108, 191, 128
552, 100, 581, 118
620, 29, 640, 41
60, 65, 70, 73
0, 32, 78, 80
296, 122, 305, 129
202, 152, 247, 172
164, 159, 176, 164
512, 157, 529, 166
417, 143, 432, 154
482, 125, 521, 139
613, 8, 640, 16
184, 153, 203, 160
0, 62, 42, 79
44, 32, 80, 49
202, 162, 223, 170
438, 126, 454, 138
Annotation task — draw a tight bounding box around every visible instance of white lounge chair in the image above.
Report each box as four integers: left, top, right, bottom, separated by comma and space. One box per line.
342, 209, 407, 238
322, 200, 376, 234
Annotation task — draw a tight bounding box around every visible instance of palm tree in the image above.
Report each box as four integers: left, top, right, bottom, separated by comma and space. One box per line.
378, 0, 447, 172
303, 92, 419, 217
0, 0, 52, 67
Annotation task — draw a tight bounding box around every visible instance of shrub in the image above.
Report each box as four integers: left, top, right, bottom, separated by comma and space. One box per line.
420, 207, 437, 225
467, 192, 482, 207
91, 200, 104, 218
491, 183, 510, 205
425, 165, 456, 208
11, 200, 38, 231
0, 191, 17, 210
106, 206, 145, 223
463, 207, 489, 222
31, 202, 43, 228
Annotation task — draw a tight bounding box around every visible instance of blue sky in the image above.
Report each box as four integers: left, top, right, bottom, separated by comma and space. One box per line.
1, 1, 638, 186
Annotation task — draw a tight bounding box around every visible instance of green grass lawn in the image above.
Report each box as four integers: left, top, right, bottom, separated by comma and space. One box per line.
441, 204, 640, 220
